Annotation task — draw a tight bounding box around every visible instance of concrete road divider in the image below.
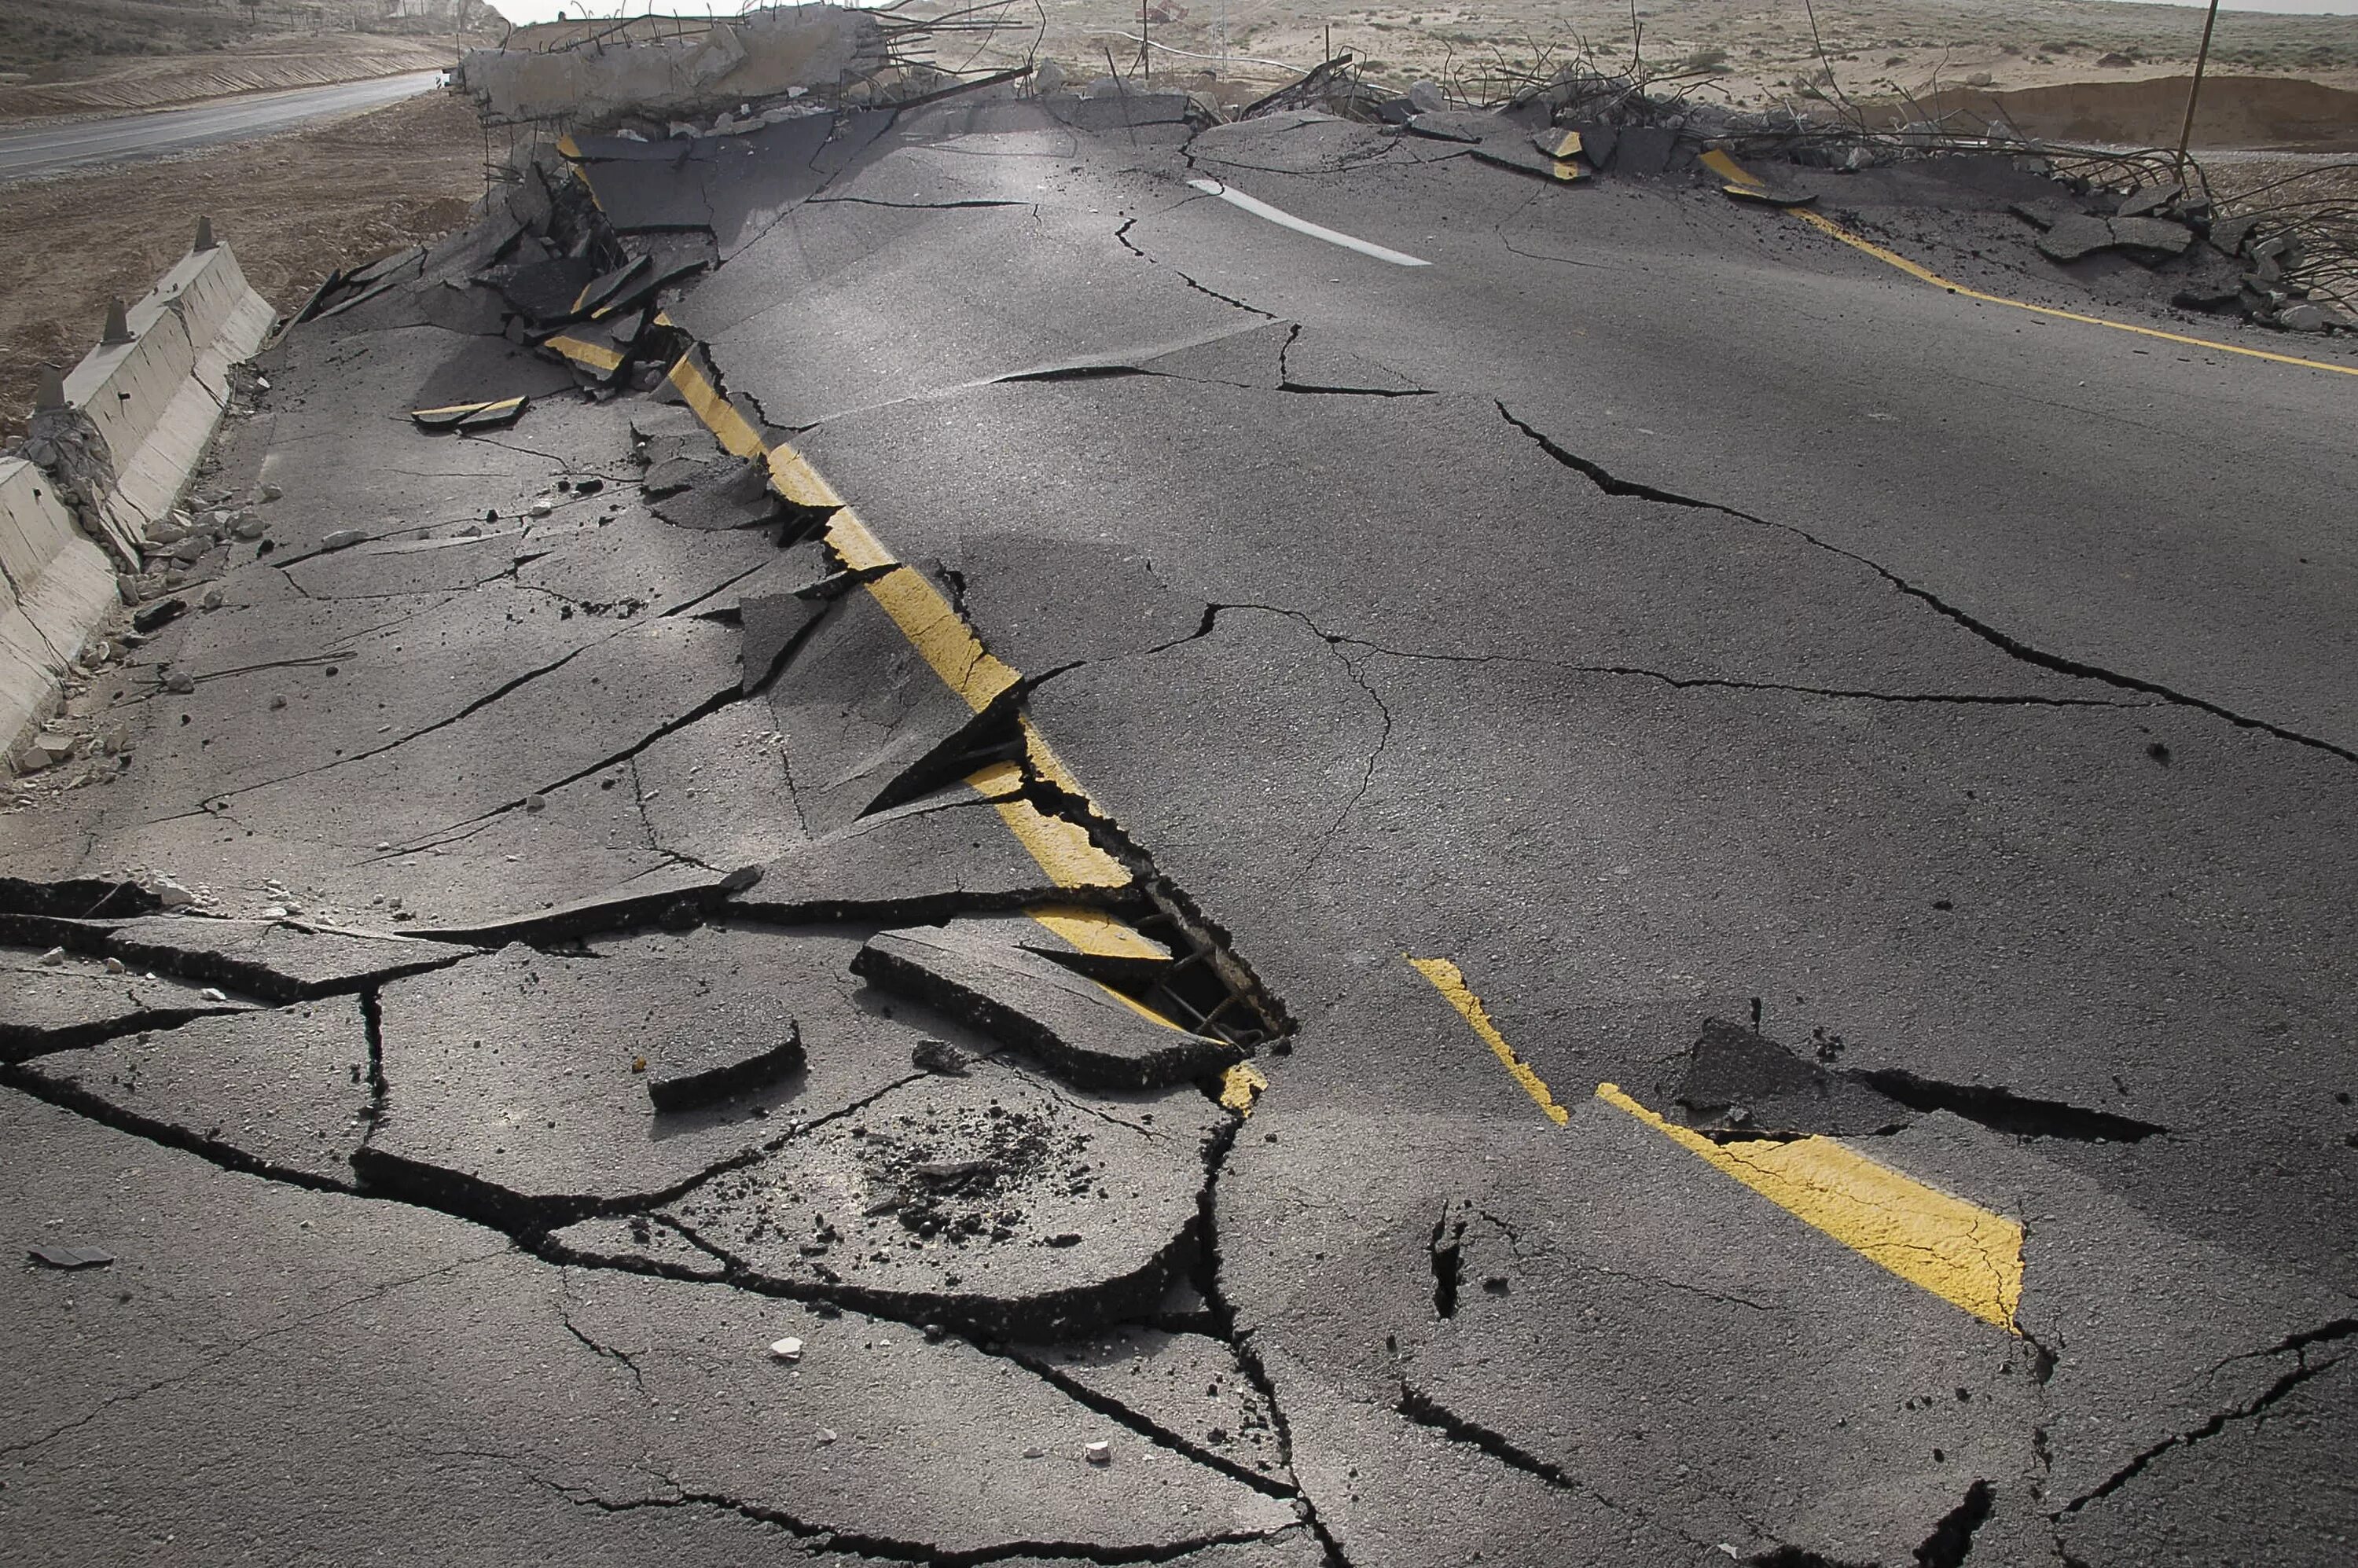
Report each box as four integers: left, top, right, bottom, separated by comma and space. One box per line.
2, 219, 277, 772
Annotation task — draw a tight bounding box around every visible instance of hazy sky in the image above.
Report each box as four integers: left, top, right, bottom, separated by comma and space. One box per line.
486, 0, 2358, 23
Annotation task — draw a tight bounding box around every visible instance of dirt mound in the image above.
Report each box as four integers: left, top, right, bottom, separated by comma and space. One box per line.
1899, 75, 2358, 152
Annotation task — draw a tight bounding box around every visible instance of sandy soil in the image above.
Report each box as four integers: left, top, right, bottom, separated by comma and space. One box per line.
957, 0, 2358, 111
0, 90, 486, 443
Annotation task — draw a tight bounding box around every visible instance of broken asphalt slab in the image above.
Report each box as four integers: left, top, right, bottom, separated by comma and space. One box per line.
359, 924, 1011, 1227
852, 921, 1242, 1092
638, 1053, 1232, 1335
0, 1090, 1297, 1560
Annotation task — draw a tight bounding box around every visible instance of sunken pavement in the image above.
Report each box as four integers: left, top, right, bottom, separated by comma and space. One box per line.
3, 73, 2357, 1568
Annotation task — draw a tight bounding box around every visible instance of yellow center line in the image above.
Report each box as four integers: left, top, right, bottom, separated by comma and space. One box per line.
544, 336, 623, 373
1408, 956, 1570, 1126
966, 760, 1129, 889
1705, 149, 2358, 380
663, 351, 767, 458
1596, 1083, 2025, 1331
636, 311, 1235, 1060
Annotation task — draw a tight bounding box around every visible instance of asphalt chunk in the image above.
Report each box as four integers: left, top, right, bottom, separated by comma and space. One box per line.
852, 923, 1242, 1092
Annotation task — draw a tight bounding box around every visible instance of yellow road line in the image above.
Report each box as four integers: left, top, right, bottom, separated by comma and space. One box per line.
1596, 1083, 2025, 1330
1707, 150, 2358, 380
967, 760, 1129, 888
1408, 956, 1570, 1126
544, 336, 623, 373
1026, 903, 1164, 958
663, 351, 767, 457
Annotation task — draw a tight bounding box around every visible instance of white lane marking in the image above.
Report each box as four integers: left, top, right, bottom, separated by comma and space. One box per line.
1185, 178, 1432, 268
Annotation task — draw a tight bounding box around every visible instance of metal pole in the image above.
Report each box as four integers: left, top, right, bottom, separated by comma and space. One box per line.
2174, 0, 2223, 175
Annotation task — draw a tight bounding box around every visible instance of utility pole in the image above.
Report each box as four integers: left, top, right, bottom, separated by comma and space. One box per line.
2174, 0, 2224, 175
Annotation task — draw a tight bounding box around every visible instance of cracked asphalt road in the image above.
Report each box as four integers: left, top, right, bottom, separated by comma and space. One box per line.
3, 87, 2355, 1567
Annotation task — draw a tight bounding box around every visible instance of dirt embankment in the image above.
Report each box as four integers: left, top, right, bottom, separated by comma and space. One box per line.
1901, 75, 2358, 152
0, 89, 486, 444
0, 35, 460, 123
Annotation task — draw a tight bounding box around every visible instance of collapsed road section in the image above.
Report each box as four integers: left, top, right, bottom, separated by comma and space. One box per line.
5, 12, 2357, 1568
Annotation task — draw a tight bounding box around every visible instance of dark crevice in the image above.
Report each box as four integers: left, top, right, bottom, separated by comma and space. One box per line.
0, 876, 160, 921
1033, 600, 2149, 714
0, 1058, 358, 1194
1914, 1480, 1994, 1568
998, 1343, 1298, 1499
373, 682, 747, 861
0, 999, 256, 1063
1495, 402, 2358, 765
538, 1474, 1298, 1568
1854, 1069, 2167, 1143
1395, 1383, 1712, 1551
2059, 1338, 2351, 1515
1429, 1206, 1464, 1319
184, 633, 628, 815
1114, 216, 1280, 321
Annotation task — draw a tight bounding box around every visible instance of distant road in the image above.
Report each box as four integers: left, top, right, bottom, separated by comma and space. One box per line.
0, 70, 443, 184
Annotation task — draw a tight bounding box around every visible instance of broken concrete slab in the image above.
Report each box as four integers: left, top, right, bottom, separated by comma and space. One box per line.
1404, 109, 1509, 145
11, 997, 373, 1187
361, 924, 1007, 1227
0, 1092, 1293, 1560
648, 1054, 1229, 1333
2040, 212, 2195, 263
648, 455, 784, 533
726, 784, 1086, 924
86, 915, 469, 1001
1008, 1324, 1285, 1481
851, 923, 1240, 1091
759, 576, 1004, 836
740, 587, 828, 693
1, 946, 255, 1059
645, 1018, 803, 1114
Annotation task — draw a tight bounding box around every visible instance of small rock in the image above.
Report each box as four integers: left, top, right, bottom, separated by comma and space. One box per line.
319, 529, 366, 551
170, 535, 210, 564
163, 670, 195, 694
199, 987, 228, 1002
269, 695, 287, 710
38, 946, 65, 966
816, 1428, 838, 1445
524, 794, 547, 813
2279, 302, 2330, 332
769, 1336, 805, 1362
911, 1038, 969, 1076
200, 589, 224, 611
1085, 1440, 1112, 1465
1408, 79, 1445, 112
232, 515, 267, 541
262, 905, 288, 920
254, 483, 282, 503
529, 501, 554, 519
103, 957, 126, 975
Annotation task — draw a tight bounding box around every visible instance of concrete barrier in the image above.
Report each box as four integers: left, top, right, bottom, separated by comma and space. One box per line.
0, 459, 120, 773
3, 226, 276, 772
64, 238, 277, 560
